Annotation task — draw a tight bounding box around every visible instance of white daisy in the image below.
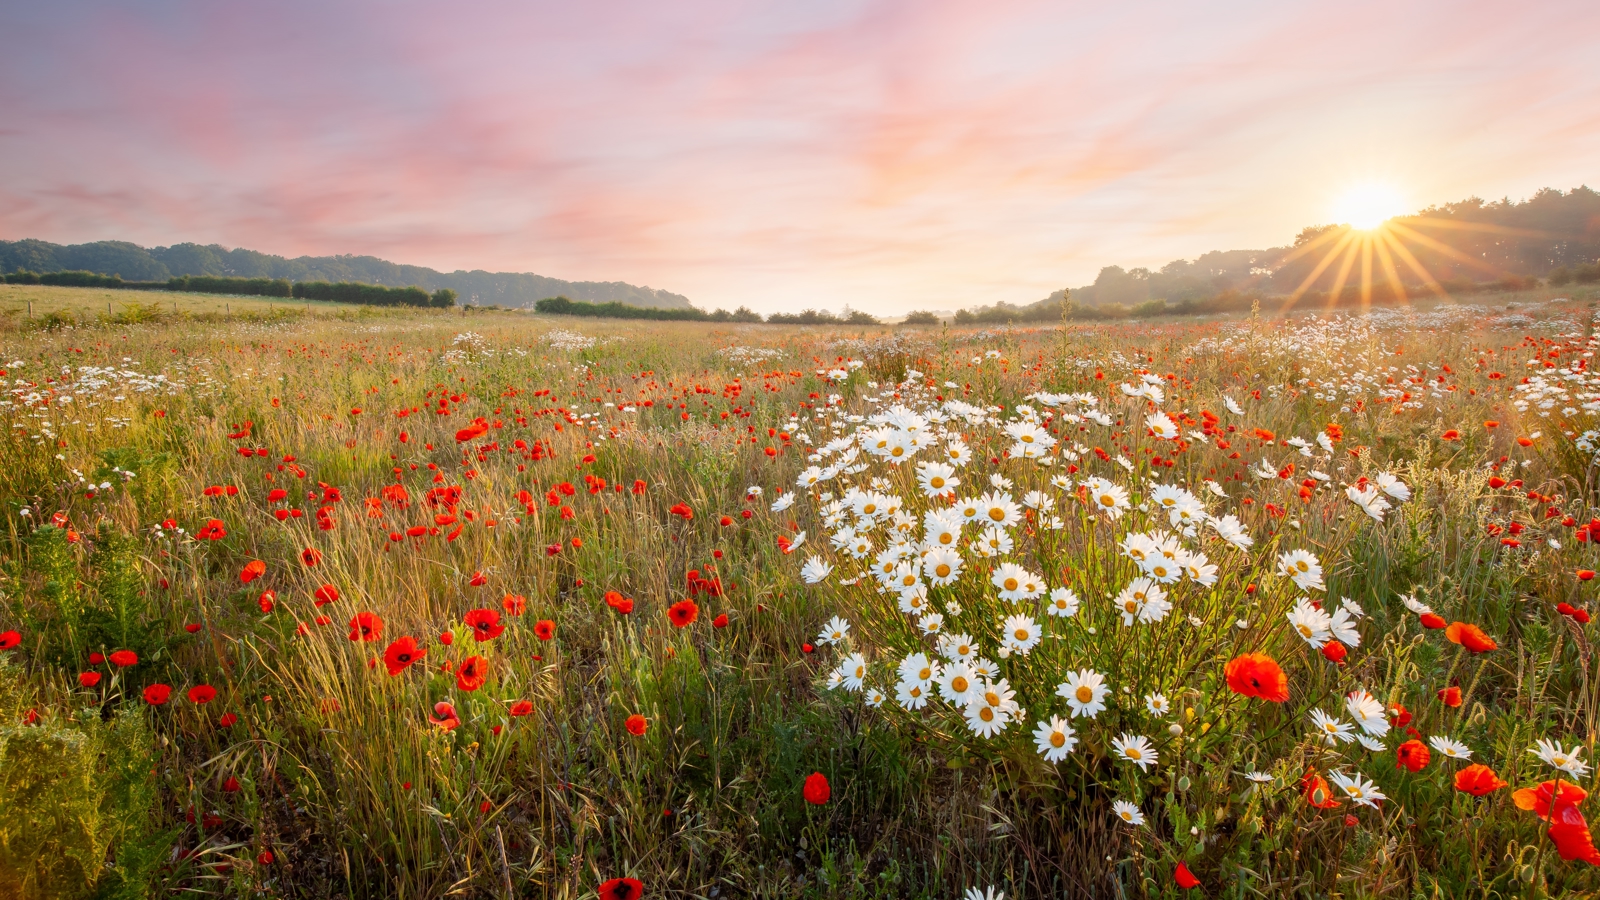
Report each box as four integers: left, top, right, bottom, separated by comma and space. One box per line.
1001, 614, 1042, 655
1045, 587, 1080, 618
1033, 715, 1078, 762
1112, 800, 1145, 826
1428, 736, 1472, 761
816, 615, 850, 645
1112, 733, 1158, 771
1058, 669, 1109, 718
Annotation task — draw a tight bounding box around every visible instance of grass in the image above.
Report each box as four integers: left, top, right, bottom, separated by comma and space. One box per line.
0, 284, 372, 326
0, 290, 1599, 898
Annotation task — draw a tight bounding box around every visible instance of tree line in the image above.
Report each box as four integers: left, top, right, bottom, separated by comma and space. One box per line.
3, 270, 456, 308
0, 238, 691, 309
534, 295, 880, 325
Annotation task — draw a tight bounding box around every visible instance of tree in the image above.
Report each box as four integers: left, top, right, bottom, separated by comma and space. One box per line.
902, 311, 939, 325
430, 288, 458, 308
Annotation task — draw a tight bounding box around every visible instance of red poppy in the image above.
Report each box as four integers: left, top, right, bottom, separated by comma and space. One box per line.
468, 570, 488, 587
429, 701, 460, 730
219, 712, 238, 727
631, 479, 647, 494
712, 614, 729, 629
1515, 780, 1589, 816
1320, 640, 1347, 664
1419, 612, 1447, 629
464, 608, 505, 642
1445, 622, 1497, 653
668, 599, 699, 628
457, 655, 489, 691
348, 611, 384, 643
1174, 862, 1201, 889
223, 776, 241, 792
598, 877, 644, 900
1455, 764, 1507, 797
534, 619, 556, 641
1224, 653, 1289, 702
258, 590, 276, 613
1580, 570, 1597, 582
78, 671, 101, 687
143, 684, 172, 705
669, 502, 694, 520
1396, 739, 1430, 772
509, 699, 534, 717
802, 771, 831, 804
240, 560, 266, 584
1438, 685, 1462, 707
626, 714, 648, 736
1302, 770, 1340, 808
1515, 781, 1600, 864
188, 684, 218, 704
0, 630, 19, 651
258, 850, 273, 866
383, 636, 425, 676
1441, 429, 1461, 441
109, 649, 138, 667
314, 584, 340, 606
198, 519, 227, 540
1388, 703, 1412, 727
502, 594, 527, 616
301, 547, 323, 567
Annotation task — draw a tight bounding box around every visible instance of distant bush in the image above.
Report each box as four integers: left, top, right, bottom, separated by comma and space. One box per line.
1550, 267, 1573, 286
705, 306, 764, 323
535, 295, 711, 321
4, 270, 41, 284
767, 308, 882, 325
430, 288, 458, 308
39, 270, 122, 288
1130, 298, 1168, 318
1576, 262, 1600, 285
167, 275, 292, 297
292, 281, 432, 307
901, 310, 940, 325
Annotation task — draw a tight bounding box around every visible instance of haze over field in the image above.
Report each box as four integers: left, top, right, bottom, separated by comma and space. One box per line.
3, 1, 1599, 314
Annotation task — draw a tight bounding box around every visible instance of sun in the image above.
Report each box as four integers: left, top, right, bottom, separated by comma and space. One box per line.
1332, 183, 1406, 231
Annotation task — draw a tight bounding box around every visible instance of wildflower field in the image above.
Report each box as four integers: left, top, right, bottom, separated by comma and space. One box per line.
7, 286, 1600, 899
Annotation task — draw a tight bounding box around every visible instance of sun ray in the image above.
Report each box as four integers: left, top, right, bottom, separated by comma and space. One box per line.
1273, 226, 1349, 269
1321, 236, 1361, 314
1384, 221, 1519, 280
1371, 232, 1409, 307
1278, 230, 1356, 314
1380, 230, 1450, 301
1360, 237, 1374, 310
1397, 217, 1549, 240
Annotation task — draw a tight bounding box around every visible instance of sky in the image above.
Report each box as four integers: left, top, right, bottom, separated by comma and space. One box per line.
2, 1, 1598, 314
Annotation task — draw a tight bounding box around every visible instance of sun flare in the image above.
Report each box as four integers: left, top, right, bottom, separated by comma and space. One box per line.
1332, 183, 1406, 231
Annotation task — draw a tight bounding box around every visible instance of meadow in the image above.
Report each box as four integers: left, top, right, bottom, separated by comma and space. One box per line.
4, 283, 1600, 899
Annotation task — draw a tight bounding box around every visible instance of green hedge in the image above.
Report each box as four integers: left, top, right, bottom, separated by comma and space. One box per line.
535, 295, 713, 321
38, 270, 124, 287
291, 281, 446, 307
168, 275, 291, 297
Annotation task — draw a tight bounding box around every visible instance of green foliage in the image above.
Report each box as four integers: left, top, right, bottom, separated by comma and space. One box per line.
291, 280, 433, 306
429, 287, 457, 307
536, 294, 714, 321
40, 271, 124, 288
0, 664, 168, 900
167, 275, 292, 297
16, 525, 86, 665
4, 270, 41, 284
901, 310, 940, 325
